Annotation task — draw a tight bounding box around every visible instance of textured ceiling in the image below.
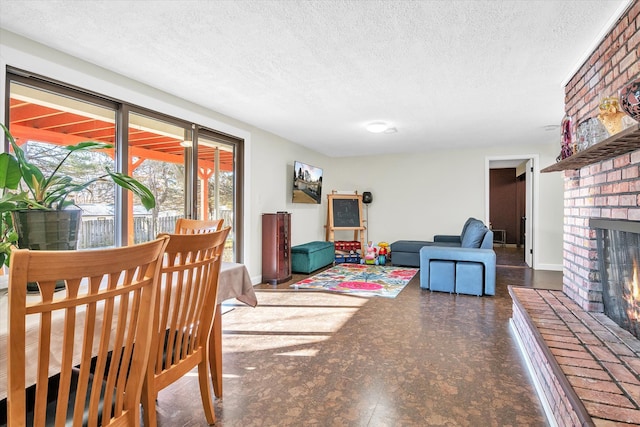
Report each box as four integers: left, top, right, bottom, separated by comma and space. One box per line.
0, 0, 631, 157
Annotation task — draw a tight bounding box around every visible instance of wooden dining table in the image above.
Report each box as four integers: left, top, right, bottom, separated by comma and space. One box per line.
0, 261, 257, 401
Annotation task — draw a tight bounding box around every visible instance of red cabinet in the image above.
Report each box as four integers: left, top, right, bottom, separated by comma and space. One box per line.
262, 212, 291, 284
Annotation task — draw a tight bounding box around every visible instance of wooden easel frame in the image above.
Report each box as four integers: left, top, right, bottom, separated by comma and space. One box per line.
325, 192, 365, 252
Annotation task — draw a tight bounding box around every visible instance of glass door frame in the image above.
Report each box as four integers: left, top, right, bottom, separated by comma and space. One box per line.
4, 68, 245, 262
195, 126, 244, 262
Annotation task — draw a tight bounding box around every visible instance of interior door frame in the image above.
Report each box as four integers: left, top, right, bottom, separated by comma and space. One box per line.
524, 159, 534, 267
485, 154, 539, 269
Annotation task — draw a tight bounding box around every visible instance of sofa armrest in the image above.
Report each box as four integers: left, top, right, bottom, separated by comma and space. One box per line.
433, 235, 462, 244
419, 246, 496, 295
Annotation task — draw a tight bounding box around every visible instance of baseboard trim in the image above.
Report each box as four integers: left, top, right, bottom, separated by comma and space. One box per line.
535, 263, 562, 271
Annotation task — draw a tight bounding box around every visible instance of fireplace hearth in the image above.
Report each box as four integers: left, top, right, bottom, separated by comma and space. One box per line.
592, 219, 640, 339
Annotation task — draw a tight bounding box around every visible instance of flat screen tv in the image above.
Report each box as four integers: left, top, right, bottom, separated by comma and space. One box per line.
292, 160, 323, 204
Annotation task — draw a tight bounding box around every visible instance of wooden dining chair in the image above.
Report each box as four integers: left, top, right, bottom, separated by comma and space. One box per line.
174, 218, 224, 235
141, 226, 230, 426
7, 236, 169, 427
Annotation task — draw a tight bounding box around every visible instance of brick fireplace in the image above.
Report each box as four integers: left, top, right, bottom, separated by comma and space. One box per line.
514, 147, 640, 425
591, 218, 640, 338
562, 151, 640, 313
562, 0, 640, 314
508, 3, 640, 425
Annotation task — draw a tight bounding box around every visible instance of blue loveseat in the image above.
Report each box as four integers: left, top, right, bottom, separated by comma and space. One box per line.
391, 218, 496, 296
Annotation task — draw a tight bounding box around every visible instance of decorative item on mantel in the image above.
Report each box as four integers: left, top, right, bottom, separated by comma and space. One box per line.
619, 77, 640, 122
558, 115, 573, 161
576, 117, 608, 152
597, 96, 626, 136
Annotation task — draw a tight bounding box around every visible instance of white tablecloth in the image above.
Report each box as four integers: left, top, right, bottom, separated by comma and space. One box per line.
0, 261, 256, 400
218, 262, 258, 307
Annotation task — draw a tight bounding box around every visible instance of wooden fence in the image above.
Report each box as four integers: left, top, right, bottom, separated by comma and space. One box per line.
78, 216, 178, 248
78, 210, 234, 261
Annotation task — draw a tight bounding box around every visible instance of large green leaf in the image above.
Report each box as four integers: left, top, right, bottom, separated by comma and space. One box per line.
44, 180, 88, 208
66, 141, 114, 151
0, 191, 47, 210
2, 124, 46, 199
0, 152, 21, 190
108, 170, 156, 210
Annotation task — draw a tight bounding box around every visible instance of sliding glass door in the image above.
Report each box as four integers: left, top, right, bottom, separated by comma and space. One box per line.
196, 131, 238, 261
127, 111, 188, 243
7, 78, 119, 249
5, 69, 244, 261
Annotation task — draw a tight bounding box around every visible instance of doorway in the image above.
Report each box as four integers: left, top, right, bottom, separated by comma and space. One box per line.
489, 168, 524, 246
485, 155, 538, 268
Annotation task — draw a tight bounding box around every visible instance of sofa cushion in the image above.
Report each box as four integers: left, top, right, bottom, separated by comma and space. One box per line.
460, 217, 477, 238
461, 220, 488, 248
391, 240, 433, 253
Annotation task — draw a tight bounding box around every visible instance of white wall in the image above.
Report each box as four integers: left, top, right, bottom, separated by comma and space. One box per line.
536, 157, 565, 269
0, 30, 565, 283
249, 126, 331, 248
328, 143, 564, 270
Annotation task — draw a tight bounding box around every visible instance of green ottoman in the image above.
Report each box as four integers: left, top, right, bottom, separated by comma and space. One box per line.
291, 241, 335, 274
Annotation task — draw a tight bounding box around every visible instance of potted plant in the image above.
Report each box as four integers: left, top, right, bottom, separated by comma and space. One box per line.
0, 123, 155, 268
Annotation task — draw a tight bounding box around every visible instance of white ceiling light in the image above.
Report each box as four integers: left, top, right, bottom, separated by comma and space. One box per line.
366, 122, 391, 133
180, 140, 193, 147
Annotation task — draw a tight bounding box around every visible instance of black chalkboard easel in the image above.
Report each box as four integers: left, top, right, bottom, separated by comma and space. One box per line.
325, 192, 365, 252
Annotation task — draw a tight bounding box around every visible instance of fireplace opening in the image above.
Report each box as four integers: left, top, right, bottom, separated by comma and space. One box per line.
592, 219, 640, 339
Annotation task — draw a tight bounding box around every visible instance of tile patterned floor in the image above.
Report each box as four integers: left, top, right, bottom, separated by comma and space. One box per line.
154, 248, 560, 426
510, 287, 640, 426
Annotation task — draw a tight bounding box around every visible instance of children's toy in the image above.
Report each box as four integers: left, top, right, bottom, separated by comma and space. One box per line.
361, 241, 378, 265
335, 252, 360, 264
377, 241, 390, 265
334, 240, 362, 264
